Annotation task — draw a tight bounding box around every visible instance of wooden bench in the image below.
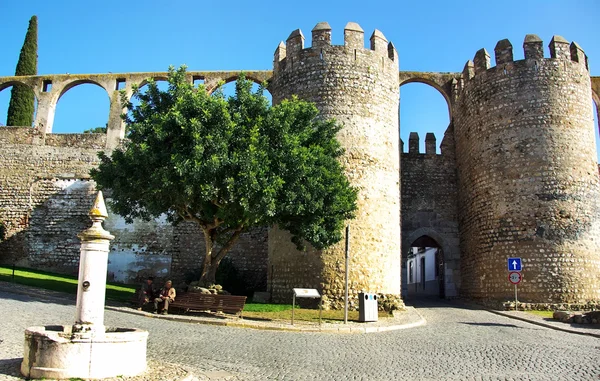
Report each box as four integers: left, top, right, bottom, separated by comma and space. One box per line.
170, 291, 247, 317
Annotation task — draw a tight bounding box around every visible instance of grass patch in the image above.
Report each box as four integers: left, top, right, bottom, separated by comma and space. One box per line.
0, 266, 394, 323
0, 266, 136, 303
243, 303, 293, 313
525, 310, 554, 319
242, 304, 391, 323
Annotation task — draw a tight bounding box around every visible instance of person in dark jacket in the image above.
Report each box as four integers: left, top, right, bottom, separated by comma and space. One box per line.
137, 276, 155, 311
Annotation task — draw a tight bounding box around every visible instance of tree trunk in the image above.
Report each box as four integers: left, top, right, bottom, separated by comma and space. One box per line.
198, 227, 244, 286
204, 261, 219, 286
199, 227, 214, 286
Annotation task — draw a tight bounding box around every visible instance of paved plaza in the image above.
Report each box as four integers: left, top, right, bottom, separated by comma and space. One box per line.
0, 289, 598, 380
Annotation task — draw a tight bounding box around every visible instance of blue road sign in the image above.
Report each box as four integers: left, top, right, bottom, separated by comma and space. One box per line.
508, 257, 522, 272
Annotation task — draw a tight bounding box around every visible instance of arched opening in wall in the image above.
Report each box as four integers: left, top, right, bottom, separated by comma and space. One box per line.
129, 78, 170, 110
0, 83, 38, 127
402, 235, 444, 299
214, 77, 272, 106
53, 82, 109, 133
399, 81, 450, 154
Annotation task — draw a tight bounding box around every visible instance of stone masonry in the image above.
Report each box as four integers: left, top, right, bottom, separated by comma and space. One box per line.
268, 23, 401, 308
454, 36, 600, 303
1, 23, 600, 306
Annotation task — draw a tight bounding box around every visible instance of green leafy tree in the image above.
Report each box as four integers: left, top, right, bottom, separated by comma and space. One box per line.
7, 16, 37, 127
91, 66, 357, 285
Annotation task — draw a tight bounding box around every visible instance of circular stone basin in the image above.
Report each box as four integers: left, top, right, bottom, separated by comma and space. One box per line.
21, 325, 148, 380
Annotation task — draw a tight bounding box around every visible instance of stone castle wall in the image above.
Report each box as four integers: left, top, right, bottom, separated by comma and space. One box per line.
268, 22, 401, 308
0, 127, 268, 288
400, 130, 460, 297
1, 25, 599, 305
454, 36, 600, 302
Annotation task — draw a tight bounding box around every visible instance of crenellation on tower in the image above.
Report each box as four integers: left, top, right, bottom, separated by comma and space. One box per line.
274, 41, 286, 63
286, 29, 305, 55
311, 22, 332, 48
570, 41, 587, 69
494, 39, 513, 65
462, 60, 475, 81
344, 22, 364, 49
549, 35, 570, 60
408, 132, 419, 154
473, 48, 491, 74
387, 42, 398, 61
370, 29, 388, 55
523, 34, 544, 59
425, 133, 436, 155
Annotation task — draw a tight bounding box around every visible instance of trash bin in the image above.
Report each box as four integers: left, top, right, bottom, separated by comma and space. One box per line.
358, 292, 378, 322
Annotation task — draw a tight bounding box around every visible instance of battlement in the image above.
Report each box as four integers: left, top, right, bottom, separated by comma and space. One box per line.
461, 35, 589, 82
401, 132, 439, 155
274, 22, 398, 64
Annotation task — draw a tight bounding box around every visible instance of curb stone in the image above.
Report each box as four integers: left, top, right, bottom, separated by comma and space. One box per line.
106, 304, 427, 334
487, 309, 600, 339
0, 282, 426, 334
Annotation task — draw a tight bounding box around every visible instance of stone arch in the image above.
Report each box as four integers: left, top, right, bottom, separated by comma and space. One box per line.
134, 76, 169, 90
206, 72, 268, 93
0, 79, 33, 93
399, 76, 453, 120
53, 80, 110, 133
402, 227, 450, 298
57, 79, 108, 103
403, 227, 452, 261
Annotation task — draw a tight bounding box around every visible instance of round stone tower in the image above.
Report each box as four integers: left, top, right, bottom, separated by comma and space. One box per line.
268, 22, 401, 308
454, 35, 600, 303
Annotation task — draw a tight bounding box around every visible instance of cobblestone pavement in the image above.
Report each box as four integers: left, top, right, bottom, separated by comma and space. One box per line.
1, 291, 599, 381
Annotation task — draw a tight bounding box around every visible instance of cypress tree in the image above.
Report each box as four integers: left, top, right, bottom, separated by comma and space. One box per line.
6, 16, 38, 127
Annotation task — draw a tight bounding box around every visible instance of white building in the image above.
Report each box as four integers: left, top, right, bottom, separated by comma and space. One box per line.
403, 247, 442, 296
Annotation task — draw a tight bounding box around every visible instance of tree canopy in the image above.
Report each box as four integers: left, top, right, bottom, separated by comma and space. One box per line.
91, 66, 357, 285
7, 15, 37, 127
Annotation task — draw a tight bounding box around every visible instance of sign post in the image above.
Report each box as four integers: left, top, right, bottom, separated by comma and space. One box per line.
508, 257, 523, 310
292, 288, 322, 326
344, 225, 350, 325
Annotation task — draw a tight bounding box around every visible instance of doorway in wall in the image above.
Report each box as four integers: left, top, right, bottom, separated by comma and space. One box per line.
403, 235, 444, 298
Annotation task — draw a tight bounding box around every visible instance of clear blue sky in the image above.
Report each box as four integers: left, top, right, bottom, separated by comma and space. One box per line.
1, 0, 599, 156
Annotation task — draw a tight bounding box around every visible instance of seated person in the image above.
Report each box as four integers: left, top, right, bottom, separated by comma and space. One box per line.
137, 276, 155, 311
154, 280, 176, 315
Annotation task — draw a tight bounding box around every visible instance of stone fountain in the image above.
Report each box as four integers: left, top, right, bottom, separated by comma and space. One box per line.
21, 191, 148, 379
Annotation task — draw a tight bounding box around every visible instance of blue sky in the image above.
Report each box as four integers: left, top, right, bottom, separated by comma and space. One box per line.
1, 0, 599, 157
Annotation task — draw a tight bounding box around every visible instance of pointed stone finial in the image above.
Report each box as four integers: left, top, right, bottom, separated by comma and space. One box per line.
78, 191, 114, 241
90, 191, 108, 220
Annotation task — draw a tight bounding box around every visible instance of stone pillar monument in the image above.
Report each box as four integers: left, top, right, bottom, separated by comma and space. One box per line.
73, 191, 114, 336
21, 191, 148, 380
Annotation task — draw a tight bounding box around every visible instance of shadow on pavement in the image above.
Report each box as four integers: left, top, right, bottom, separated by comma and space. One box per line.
403, 295, 485, 310
459, 322, 522, 328
0, 357, 22, 379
